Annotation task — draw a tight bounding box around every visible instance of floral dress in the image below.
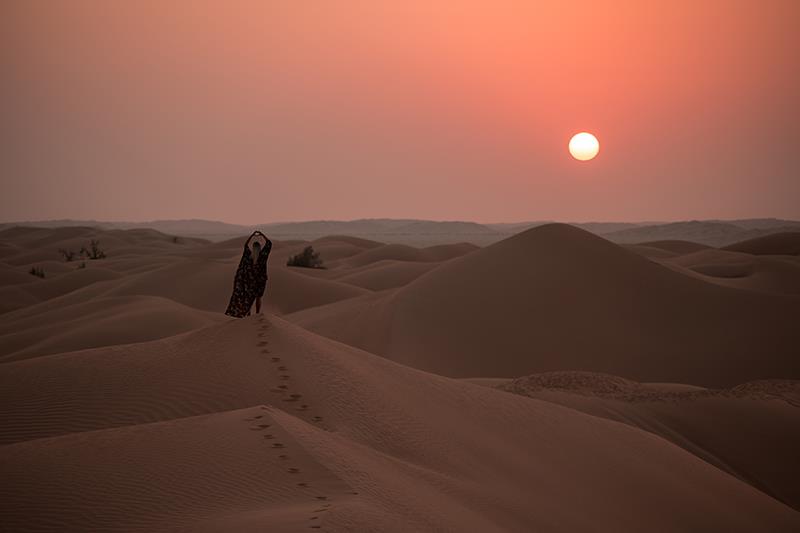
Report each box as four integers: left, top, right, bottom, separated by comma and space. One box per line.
225, 240, 272, 317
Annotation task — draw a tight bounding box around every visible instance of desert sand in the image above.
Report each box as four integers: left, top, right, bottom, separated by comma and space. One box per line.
290, 224, 800, 384
1, 224, 798, 531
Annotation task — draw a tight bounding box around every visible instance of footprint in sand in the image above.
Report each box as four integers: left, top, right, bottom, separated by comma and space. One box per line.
288, 467, 300, 474
296, 405, 309, 411
257, 341, 268, 347
271, 443, 285, 449
249, 424, 270, 431
297, 482, 308, 487
271, 357, 281, 362
261, 348, 271, 354
244, 415, 263, 421
315, 496, 328, 501
263, 434, 275, 440
278, 454, 289, 460
311, 416, 323, 422
278, 366, 288, 371
279, 375, 290, 380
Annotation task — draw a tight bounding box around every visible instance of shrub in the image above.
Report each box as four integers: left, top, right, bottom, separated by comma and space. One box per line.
286, 246, 324, 269
80, 239, 106, 260
77, 262, 87, 269
59, 249, 76, 262
29, 266, 45, 278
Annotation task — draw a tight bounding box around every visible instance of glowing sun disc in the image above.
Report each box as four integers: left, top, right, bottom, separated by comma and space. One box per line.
569, 132, 600, 161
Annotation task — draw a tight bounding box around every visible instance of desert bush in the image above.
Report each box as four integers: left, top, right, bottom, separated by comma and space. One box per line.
59, 248, 77, 262
80, 239, 106, 260
286, 246, 324, 269
77, 262, 87, 269
29, 266, 45, 278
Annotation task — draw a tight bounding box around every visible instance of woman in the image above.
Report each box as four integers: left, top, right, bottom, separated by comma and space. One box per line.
225, 231, 272, 317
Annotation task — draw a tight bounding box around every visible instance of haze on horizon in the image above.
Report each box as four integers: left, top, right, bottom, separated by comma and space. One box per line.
4, 1, 799, 225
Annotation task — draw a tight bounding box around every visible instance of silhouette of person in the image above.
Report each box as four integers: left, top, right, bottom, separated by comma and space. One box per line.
225, 231, 272, 317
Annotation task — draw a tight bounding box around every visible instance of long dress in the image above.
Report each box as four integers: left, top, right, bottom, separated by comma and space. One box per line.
225, 241, 272, 317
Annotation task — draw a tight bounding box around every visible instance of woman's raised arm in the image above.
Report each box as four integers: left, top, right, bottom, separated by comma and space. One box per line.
245, 231, 259, 247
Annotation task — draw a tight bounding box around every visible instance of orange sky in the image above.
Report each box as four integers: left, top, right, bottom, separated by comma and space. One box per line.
4, 1, 799, 223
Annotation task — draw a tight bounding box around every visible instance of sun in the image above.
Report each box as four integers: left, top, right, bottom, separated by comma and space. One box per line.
568, 132, 600, 161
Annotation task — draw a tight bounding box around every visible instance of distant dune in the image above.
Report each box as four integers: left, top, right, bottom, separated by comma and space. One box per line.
603, 221, 800, 247
334, 242, 479, 268
723, 232, 800, 256
336, 260, 440, 291
654, 248, 800, 295
5, 217, 798, 246
637, 239, 712, 254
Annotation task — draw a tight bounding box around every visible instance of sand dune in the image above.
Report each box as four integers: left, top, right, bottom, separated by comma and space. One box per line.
331, 242, 478, 269
291, 224, 800, 385
0, 241, 21, 259
0, 226, 208, 267
102, 258, 239, 312
20, 266, 123, 301
2, 315, 797, 531
336, 260, 440, 291
602, 221, 800, 247
497, 372, 800, 510
0, 227, 376, 320
0, 295, 222, 363
0, 285, 40, 315
266, 267, 370, 314
661, 248, 800, 295
622, 243, 679, 259
313, 234, 384, 249
706, 257, 800, 294
637, 239, 711, 254
0, 407, 354, 532
723, 232, 800, 256
0, 263, 37, 286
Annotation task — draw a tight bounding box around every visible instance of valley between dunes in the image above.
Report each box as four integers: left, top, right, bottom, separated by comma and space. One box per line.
1, 224, 798, 531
